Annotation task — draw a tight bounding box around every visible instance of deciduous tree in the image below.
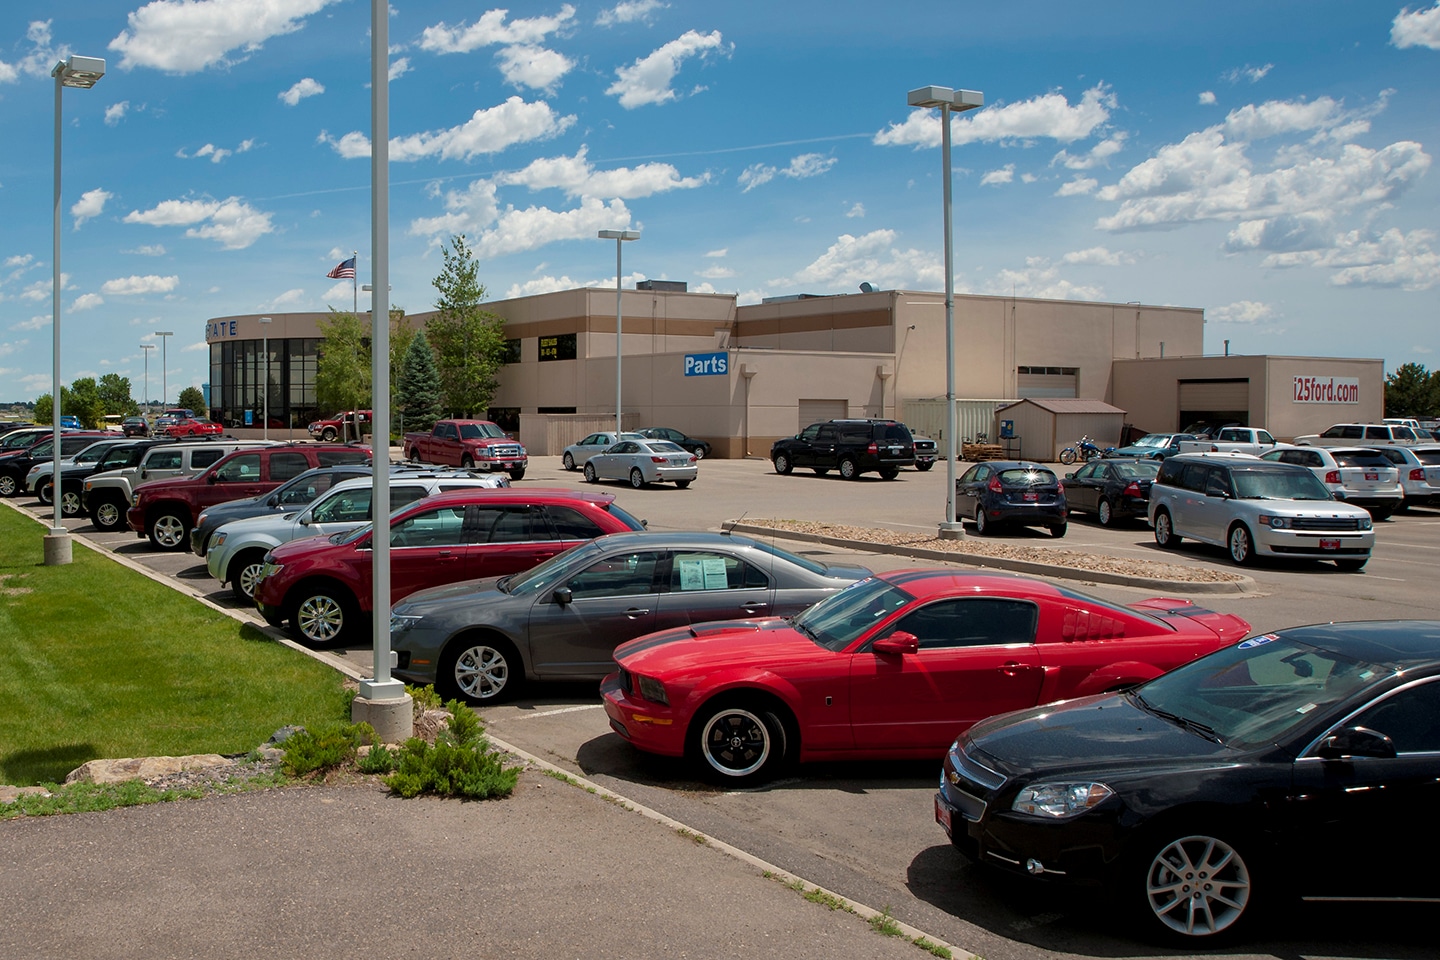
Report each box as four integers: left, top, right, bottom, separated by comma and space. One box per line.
1385, 363, 1439, 418
315, 309, 371, 416
427, 234, 507, 418
177, 386, 207, 418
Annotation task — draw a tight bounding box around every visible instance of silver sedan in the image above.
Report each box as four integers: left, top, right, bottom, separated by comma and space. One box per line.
583, 439, 697, 489
560, 431, 644, 472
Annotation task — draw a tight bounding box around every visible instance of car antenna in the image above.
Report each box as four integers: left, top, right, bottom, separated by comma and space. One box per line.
723, 511, 748, 536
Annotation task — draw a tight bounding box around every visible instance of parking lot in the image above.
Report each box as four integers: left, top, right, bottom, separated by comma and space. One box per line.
14, 452, 1440, 960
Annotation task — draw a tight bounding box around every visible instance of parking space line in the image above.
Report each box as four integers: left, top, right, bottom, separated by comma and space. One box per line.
505, 704, 604, 721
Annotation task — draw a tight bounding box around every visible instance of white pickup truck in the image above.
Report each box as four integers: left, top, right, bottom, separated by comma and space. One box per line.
1176, 427, 1283, 456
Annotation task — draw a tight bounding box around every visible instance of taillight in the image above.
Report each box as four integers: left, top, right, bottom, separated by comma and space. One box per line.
1325, 470, 1340, 484
1056, 481, 1064, 494
1411, 468, 1425, 481
1122, 481, 1141, 497
650, 456, 667, 463
988, 476, 1003, 493
867, 441, 878, 454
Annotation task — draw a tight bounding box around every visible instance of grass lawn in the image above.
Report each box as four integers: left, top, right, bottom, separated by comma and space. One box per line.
0, 505, 350, 786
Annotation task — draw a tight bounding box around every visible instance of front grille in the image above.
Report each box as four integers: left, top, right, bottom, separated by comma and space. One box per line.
1291, 517, 1365, 531
617, 667, 633, 696
487, 444, 524, 458
945, 747, 1007, 822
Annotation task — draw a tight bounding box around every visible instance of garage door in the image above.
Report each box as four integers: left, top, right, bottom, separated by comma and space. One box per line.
798, 399, 849, 430
1178, 380, 1249, 410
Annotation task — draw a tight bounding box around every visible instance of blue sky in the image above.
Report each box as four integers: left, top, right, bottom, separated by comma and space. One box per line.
1, 1, 1438, 404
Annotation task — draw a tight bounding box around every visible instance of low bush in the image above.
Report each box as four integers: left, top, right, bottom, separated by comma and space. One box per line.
280, 722, 376, 777
383, 699, 518, 800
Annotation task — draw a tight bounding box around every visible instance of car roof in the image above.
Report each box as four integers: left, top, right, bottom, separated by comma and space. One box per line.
877, 568, 1067, 601
970, 460, 1056, 471
1277, 621, 1440, 668
409, 487, 616, 509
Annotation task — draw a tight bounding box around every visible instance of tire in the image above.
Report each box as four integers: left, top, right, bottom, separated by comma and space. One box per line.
508, 467, 526, 481
60, 488, 82, 517
1227, 523, 1255, 566
692, 446, 707, 461
690, 698, 790, 786
915, 462, 934, 472
675, 479, 692, 489
148, 511, 189, 551
36, 482, 52, 505
562, 452, 576, 471
321, 427, 337, 442
0, 475, 16, 497
1335, 558, 1367, 572
974, 507, 990, 535
878, 467, 900, 480
1097, 498, 1115, 527
838, 456, 860, 480
1050, 521, 1068, 538
437, 635, 523, 704
288, 585, 355, 647
1153, 509, 1181, 549
584, 462, 598, 483
228, 550, 268, 603
773, 453, 792, 475
91, 495, 126, 531
461, 454, 475, 469
1059, 448, 1078, 465
629, 467, 647, 489
408, 448, 421, 463
1134, 829, 1255, 942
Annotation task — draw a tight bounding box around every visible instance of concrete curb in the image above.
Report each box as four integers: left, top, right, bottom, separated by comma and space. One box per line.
723, 521, 1258, 595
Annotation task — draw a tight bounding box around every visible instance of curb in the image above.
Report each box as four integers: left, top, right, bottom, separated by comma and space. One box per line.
723, 522, 1258, 595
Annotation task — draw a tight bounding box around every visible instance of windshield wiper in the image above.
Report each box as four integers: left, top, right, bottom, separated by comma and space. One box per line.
792, 619, 821, 643
496, 575, 512, 594
1130, 692, 1225, 744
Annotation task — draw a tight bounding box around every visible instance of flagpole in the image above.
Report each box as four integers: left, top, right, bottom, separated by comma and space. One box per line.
352, 249, 358, 315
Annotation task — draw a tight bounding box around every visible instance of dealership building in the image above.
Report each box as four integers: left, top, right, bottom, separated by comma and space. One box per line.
204, 282, 1384, 458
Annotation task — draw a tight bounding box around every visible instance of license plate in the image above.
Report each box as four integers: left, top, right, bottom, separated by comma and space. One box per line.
1364, 472, 1378, 481
1320, 539, 1340, 550
935, 797, 953, 836
1024, 492, 1038, 501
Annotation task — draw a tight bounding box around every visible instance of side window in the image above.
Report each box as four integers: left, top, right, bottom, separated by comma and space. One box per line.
889, 598, 1039, 649
1074, 462, 1099, 480
311, 488, 372, 523
190, 449, 224, 469
269, 452, 310, 481
816, 424, 837, 442
99, 448, 133, 470
214, 453, 261, 482
1156, 459, 1184, 486
1321, 426, 1345, 438
1364, 426, 1389, 440
390, 485, 429, 510
317, 449, 370, 466
959, 465, 982, 484
1257, 431, 1275, 444
391, 506, 466, 547
580, 434, 602, 446
277, 475, 328, 505
1339, 425, 1363, 439
1179, 463, 1210, 492
145, 450, 183, 471
1203, 468, 1232, 498
1350, 681, 1440, 754
798, 424, 822, 441
669, 552, 767, 592
474, 506, 545, 543
1217, 428, 1239, 442
565, 551, 663, 599
436, 422, 457, 440
543, 504, 606, 540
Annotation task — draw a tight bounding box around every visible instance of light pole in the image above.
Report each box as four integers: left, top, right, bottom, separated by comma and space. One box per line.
258, 317, 272, 439
907, 85, 983, 539
598, 229, 640, 437
155, 330, 173, 409
45, 54, 106, 566
140, 343, 154, 416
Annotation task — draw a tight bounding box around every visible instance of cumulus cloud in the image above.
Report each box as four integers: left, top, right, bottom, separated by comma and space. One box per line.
698, 264, 735, 279
496, 44, 575, 92
846, 203, 865, 218
737, 153, 837, 192
279, 77, 324, 106
322, 97, 575, 161
1055, 176, 1098, 196
20, 273, 69, 302
260, 288, 307, 311
496, 146, 708, 198
389, 57, 411, 81
1262, 228, 1440, 290
596, 1, 667, 26
505, 275, 587, 298
109, 0, 344, 73
875, 84, 1113, 148
125, 244, 167, 256
101, 274, 179, 295
1052, 133, 1127, 170
1198, 91, 1217, 105
123, 197, 274, 249
419, 5, 576, 53
71, 188, 112, 229
983, 257, 1105, 301
105, 101, 131, 125
774, 230, 945, 292
1209, 300, 1275, 324
1061, 246, 1135, 266
71, 293, 104, 311
468, 197, 634, 259
606, 29, 729, 109
981, 164, 1015, 186
1393, 3, 1440, 49
0, 20, 66, 82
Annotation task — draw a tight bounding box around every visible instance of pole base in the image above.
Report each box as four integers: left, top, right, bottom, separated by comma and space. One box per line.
937, 521, 966, 541
352, 688, 414, 743
43, 530, 73, 565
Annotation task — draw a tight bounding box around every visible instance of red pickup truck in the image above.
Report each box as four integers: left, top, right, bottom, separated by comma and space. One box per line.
308, 410, 371, 442
403, 420, 527, 479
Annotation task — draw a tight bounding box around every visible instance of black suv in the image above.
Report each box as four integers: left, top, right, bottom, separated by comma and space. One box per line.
771, 419, 916, 480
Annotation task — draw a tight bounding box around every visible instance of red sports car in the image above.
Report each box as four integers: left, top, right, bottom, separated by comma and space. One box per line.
601, 569, 1251, 784
165, 418, 223, 437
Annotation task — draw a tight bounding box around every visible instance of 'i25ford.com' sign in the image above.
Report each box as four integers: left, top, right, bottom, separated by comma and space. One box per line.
684, 352, 728, 376
1293, 376, 1360, 403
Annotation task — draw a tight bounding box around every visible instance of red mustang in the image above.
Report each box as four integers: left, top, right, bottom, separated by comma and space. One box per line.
165, 418, 223, 437
602, 569, 1251, 784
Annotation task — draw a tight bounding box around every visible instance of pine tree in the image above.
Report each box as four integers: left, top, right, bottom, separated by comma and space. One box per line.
397, 328, 442, 434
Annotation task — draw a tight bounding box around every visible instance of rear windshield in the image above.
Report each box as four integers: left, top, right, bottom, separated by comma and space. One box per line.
1415, 449, 1440, 465
602, 502, 647, 531
1333, 451, 1392, 468
881, 424, 912, 441
1112, 460, 1160, 479
996, 467, 1058, 486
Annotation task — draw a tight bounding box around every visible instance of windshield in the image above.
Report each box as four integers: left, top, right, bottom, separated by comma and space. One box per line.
459, 422, 508, 440
1133, 634, 1389, 749
1132, 435, 1167, 447
1232, 468, 1334, 501
791, 577, 913, 651
503, 541, 604, 596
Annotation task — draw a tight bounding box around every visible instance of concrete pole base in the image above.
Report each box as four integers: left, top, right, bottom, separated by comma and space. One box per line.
937, 521, 966, 541
43, 531, 73, 565
352, 692, 414, 744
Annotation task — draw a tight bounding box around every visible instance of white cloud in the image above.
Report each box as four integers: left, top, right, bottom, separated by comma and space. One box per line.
11, 315, 48, 331
189, 143, 232, 163
738, 164, 775, 192
409, 180, 501, 238
1224, 63, 1273, 84
876, 84, 1113, 148
105, 101, 130, 125
983, 257, 1105, 301
124, 197, 275, 249
389, 57, 411, 81
1262, 228, 1440, 291
260, 288, 307, 311
419, 5, 577, 54
497, 146, 707, 198
1222, 96, 1343, 141
1393, 3, 1440, 49
317, 129, 372, 159
1209, 300, 1275, 324
470, 197, 633, 258
101, 275, 179, 295
1061, 246, 1135, 266
1052, 133, 1127, 170
775, 230, 944, 292
596, 1, 667, 26
981, 164, 1015, 186
1198, 91, 1217, 106
1055, 176, 1098, 196
279, 77, 324, 106
181, 340, 209, 353
698, 265, 735, 279
71, 293, 104, 311
0, 21, 66, 82
109, 0, 345, 73
71, 188, 112, 228
124, 244, 167, 256
606, 29, 729, 109
846, 203, 865, 218
505, 275, 586, 298
496, 45, 575, 92
324, 97, 575, 162
737, 153, 837, 192
321, 281, 361, 307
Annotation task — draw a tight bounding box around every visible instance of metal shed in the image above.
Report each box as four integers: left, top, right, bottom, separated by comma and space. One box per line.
995, 398, 1128, 462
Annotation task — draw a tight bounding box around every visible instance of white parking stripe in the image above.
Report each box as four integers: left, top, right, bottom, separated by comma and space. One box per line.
505, 703, 605, 721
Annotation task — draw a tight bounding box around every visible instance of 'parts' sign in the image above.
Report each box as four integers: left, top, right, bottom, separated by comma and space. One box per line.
1293, 376, 1360, 404
684, 352, 728, 376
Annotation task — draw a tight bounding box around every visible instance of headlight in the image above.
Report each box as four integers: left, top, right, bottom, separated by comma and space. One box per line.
196, 513, 208, 527
389, 614, 423, 635
1010, 782, 1113, 818
259, 561, 283, 580
132, 493, 141, 506
1359, 516, 1372, 531
212, 532, 227, 548
1258, 514, 1289, 529
636, 674, 669, 706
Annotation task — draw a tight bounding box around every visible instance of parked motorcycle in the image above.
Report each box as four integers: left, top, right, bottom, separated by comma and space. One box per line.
1058, 435, 1113, 465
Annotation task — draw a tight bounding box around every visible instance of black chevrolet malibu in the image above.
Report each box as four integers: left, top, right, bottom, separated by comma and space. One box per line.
936, 620, 1440, 943
1063, 457, 1159, 526
955, 460, 1067, 537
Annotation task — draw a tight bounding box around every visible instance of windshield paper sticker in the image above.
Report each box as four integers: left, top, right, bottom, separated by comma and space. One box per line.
1237, 634, 1279, 649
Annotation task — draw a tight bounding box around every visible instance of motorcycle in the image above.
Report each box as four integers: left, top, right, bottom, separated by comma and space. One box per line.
1058, 435, 1113, 465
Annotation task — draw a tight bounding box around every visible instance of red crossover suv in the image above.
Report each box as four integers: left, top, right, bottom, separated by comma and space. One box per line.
252, 488, 647, 646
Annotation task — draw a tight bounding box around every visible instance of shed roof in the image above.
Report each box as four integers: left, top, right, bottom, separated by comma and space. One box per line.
997, 398, 1127, 415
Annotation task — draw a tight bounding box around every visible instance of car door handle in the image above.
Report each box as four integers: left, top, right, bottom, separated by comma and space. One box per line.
625, 607, 651, 618
435, 551, 458, 562
740, 602, 769, 613
998, 662, 1034, 677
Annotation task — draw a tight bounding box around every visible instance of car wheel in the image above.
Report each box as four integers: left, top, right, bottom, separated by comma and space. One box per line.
562, 452, 576, 471
1335, 558, 1367, 572
289, 585, 354, 647
1050, 521, 1068, 538
915, 462, 934, 472
228, 550, 268, 603
1227, 523, 1255, 566
148, 512, 189, 551
692, 446, 707, 461
36, 482, 52, 505
438, 635, 523, 704
878, 467, 900, 480
974, 507, 990, 535
461, 454, 475, 469
0, 475, 16, 497
690, 698, 790, 786
838, 456, 860, 480
1135, 829, 1254, 942
321, 427, 337, 442
629, 467, 647, 489
408, 448, 421, 463
1097, 498, 1115, 527
1153, 509, 1181, 548
583, 462, 598, 483
675, 479, 692, 489
508, 467, 526, 481
773, 453, 792, 475
92, 496, 125, 531
60, 489, 82, 517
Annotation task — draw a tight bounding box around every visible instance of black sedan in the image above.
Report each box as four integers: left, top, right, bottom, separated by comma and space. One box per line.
955, 461, 1067, 537
1062, 457, 1159, 526
636, 426, 711, 460
389, 530, 872, 703
936, 620, 1440, 943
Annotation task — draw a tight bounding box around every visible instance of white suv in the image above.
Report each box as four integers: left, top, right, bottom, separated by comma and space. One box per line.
1259, 446, 1404, 520
1148, 453, 1374, 571
205, 472, 507, 601
1368, 444, 1440, 508
1294, 422, 1422, 446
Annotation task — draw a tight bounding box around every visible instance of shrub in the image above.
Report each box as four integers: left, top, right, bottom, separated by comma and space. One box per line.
281, 722, 376, 777
382, 699, 518, 799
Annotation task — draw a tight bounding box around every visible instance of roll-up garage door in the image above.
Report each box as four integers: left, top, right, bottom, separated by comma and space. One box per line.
1178, 380, 1249, 410
798, 399, 849, 430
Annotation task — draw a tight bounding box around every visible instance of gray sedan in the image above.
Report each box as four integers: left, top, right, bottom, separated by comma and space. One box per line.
583, 438, 697, 488
389, 530, 872, 703
560, 431, 644, 472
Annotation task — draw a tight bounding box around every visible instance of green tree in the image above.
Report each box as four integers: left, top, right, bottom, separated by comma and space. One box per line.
97, 374, 139, 416
396, 328, 442, 435
177, 386, 207, 418
427, 234, 507, 417
1385, 363, 1439, 418
34, 380, 105, 428
315, 309, 372, 416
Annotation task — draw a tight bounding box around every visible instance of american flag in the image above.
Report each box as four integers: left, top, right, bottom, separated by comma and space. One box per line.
326, 256, 356, 279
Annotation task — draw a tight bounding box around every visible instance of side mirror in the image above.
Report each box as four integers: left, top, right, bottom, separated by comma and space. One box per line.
553, 586, 573, 605
267, 494, 280, 506
207, 474, 218, 484
872, 631, 919, 655
1065, 471, 1076, 480
1317, 726, 1396, 760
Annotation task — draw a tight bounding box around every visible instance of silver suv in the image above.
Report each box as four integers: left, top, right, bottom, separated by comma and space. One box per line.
1294, 422, 1422, 446
1147, 453, 1374, 571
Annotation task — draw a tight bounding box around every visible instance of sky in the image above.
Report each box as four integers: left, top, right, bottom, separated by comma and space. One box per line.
0, 1, 1437, 405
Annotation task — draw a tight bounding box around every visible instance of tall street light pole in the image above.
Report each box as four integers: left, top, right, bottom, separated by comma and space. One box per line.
906, 85, 983, 540
155, 331, 173, 409
46, 54, 106, 567
598, 229, 640, 437
258, 317, 272, 440
140, 343, 154, 415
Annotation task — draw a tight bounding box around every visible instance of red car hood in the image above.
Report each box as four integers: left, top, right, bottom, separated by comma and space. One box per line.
1127, 598, 1251, 643
613, 618, 824, 674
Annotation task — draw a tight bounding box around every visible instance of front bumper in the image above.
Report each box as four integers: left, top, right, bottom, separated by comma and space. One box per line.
600, 672, 686, 758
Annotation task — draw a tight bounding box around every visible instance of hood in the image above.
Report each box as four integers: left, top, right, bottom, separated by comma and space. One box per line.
268, 531, 344, 560
213, 510, 304, 537
614, 618, 815, 672
393, 576, 507, 612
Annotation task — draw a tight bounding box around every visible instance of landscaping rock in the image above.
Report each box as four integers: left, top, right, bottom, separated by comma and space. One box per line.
64, 755, 232, 785
0, 785, 53, 804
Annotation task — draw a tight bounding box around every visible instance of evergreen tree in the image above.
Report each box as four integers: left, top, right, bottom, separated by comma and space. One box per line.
176, 386, 207, 417
315, 309, 372, 416
427, 234, 507, 417
396, 328, 442, 434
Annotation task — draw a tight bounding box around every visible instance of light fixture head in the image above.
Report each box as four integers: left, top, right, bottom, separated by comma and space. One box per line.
907, 85, 983, 113
54, 56, 106, 88
598, 229, 641, 241
258, 316, 272, 324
